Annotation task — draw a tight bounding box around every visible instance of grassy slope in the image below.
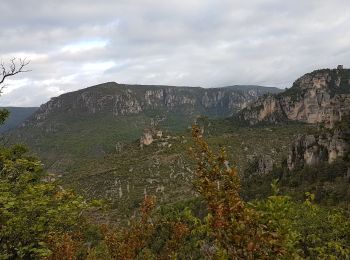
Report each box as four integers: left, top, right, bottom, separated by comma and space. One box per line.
63, 120, 315, 217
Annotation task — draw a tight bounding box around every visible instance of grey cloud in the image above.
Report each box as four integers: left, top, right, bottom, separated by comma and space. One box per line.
1, 0, 350, 106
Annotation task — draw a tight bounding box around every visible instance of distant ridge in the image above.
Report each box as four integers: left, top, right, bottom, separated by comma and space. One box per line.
0, 107, 38, 133
28, 82, 282, 122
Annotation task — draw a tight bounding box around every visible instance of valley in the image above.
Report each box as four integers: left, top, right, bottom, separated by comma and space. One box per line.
2, 66, 350, 259
5, 67, 349, 216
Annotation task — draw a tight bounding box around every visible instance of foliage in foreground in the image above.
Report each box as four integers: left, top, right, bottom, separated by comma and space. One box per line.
256, 189, 350, 259
188, 125, 287, 258
1, 124, 350, 259
0, 144, 94, 259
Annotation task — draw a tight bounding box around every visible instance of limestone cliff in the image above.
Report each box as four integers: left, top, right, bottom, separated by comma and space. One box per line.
287, 130, 350, 170
23, 83, 281, 128
238, 67, 350, 128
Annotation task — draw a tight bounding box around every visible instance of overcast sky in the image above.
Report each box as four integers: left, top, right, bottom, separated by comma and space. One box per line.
0, 0, 349, 106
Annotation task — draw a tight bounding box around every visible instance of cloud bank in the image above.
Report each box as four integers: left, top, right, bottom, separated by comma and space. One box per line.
1, 0, 349, 106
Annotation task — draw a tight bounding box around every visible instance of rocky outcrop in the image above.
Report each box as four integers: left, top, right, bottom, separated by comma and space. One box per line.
140, 128, 163, 147
140, 131, 154, 146
115, 142, 124, 153
238, 67, 350, 128
287, 130, 350, 170
247, 155, 274, 176
256, 155, 274, 175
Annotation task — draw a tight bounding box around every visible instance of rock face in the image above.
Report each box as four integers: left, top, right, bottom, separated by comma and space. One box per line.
287, 130, 350, 170
140, 130, 154, 146
238, 67, 350, 128
27, 83, 281, 126
247, 155, 274, 176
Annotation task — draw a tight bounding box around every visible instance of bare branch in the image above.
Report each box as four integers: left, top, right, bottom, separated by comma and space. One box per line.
0, 58, 31, 88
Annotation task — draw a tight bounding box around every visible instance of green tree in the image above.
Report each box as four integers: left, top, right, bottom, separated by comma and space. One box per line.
255, 182, 350, 259
0, 137, 93, 259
